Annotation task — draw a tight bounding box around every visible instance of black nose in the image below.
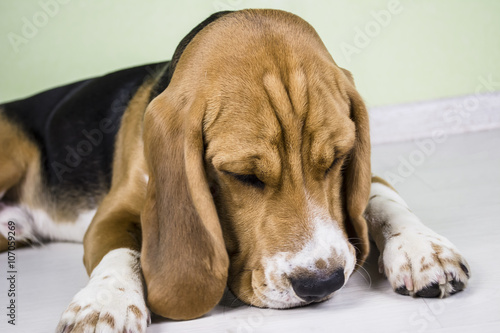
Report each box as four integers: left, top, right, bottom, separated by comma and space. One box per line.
291, 268, 345, 302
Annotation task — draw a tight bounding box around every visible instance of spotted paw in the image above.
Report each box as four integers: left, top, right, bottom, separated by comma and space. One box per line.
380, 226, 470, 298
56, 249, 150, 332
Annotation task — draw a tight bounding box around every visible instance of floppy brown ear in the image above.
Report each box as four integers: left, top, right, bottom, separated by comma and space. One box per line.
141, 91, 229, 320
341, 68, 371, 265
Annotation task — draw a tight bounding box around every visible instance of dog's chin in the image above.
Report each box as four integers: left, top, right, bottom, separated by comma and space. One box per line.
230, 285, 333, 309
257, 296, 333, 310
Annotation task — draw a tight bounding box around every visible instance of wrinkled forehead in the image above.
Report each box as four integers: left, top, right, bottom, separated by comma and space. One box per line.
203, 70, 355, 168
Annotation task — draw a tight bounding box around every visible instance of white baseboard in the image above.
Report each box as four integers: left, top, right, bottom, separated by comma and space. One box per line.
369, 91, 500, 145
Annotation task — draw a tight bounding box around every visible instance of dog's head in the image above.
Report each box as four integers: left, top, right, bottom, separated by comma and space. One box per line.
140, 9, 370, 320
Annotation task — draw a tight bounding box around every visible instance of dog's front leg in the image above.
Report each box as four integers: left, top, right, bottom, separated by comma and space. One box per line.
56, 247, 150, 333
364, 176, 471, 297
56, 197, 150, 333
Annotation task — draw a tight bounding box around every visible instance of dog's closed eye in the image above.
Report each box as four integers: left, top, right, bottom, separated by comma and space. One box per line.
325, 158, 341, 176
223, 171, 265, 189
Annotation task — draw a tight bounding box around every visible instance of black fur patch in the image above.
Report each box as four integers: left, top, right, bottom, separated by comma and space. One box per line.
3, 63, 166, 202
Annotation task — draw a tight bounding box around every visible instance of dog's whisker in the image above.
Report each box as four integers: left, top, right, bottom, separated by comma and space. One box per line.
354, 263, 372, 288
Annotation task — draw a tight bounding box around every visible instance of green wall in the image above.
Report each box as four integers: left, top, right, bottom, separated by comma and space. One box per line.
1, 0, 499, 107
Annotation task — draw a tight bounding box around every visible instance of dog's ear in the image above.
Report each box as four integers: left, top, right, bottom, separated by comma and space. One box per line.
141, 90, 229, 320
340, 68, 371, 265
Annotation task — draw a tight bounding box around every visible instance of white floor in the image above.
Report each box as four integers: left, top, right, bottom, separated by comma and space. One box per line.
1, 129, 499, 333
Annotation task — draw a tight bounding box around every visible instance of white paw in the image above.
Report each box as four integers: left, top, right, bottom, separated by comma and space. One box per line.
380, 226, 470, 298
56, 249, 150, 333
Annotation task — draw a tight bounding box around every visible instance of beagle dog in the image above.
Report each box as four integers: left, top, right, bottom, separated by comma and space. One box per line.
0, 9, 470, 332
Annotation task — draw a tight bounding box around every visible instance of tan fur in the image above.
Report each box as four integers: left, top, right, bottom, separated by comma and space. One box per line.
82, 80, 154, 273
342, 71, 372, 265
0, 111, 41, 203
141, 78, 229, 320
371, 175, 397, 192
